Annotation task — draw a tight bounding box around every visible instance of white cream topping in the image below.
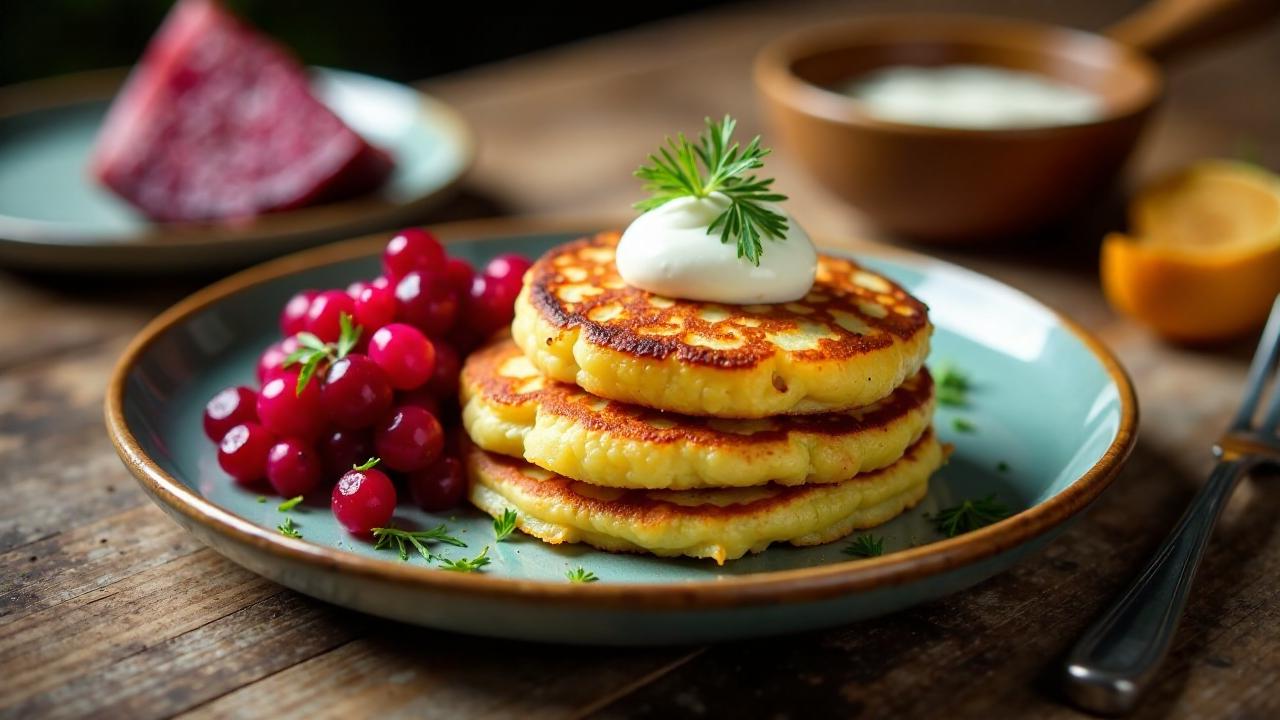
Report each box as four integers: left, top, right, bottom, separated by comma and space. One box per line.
616, 193, 817, 305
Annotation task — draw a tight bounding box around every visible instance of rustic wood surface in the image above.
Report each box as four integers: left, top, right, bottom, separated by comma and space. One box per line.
2, 1, 1278, 718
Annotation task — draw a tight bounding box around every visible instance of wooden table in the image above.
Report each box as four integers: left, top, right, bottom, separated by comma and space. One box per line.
3, 1, 1278, 717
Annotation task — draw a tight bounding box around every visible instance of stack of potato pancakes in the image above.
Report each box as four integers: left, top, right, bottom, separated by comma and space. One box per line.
460, 233, 942, 564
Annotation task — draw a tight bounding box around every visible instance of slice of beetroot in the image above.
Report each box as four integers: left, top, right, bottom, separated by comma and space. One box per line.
91, 0, 393, 222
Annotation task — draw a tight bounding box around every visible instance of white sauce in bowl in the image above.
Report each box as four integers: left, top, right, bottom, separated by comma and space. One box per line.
842, 64, 1103, 129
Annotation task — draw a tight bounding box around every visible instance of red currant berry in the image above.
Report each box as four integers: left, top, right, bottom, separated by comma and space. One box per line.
257, 336, 301, 384
394, 271, 458, 336
257, 370, 326, 440
203, 386, 258, 442
443, 257, 475, 297
332, 460, 397, 535
319, 429, 373, 479
346, 280, 370, 299
383, 228, 445, 280
374, 406, 444, 472
265, 438, 322, 497
354, 282, 396, 331
427, 343, 461, 398
396, 387, 439, 417
467, 273, 521, 337
217, 422, 275, 485
484, 253, 532, 284
321, 354, 393, 429
407, 456, 467, 511
368, 323, 436, 390
305, 290, 356, 343
280, 290, 318, 337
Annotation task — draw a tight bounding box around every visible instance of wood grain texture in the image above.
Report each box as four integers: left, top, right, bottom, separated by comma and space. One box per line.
2, 0, 1278, 718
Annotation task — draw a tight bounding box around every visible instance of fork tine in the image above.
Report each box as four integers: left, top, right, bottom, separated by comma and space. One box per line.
1261, 310, 1280, 434
1232, 296, 1280, 432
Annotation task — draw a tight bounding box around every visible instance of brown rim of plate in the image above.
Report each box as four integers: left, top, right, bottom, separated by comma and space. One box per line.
104, 216, 1139, 611
753, 13, 1162, 139
0, 68, 475, 248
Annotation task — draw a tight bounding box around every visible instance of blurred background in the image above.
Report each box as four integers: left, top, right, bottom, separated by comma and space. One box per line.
1, 0, 1277, 298
0, 1, 733, 85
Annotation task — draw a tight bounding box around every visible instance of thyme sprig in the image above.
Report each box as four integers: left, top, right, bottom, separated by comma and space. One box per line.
930, 495, 1011, 538
437, 547, 491, 573
842, 535, 885, 558
371, 524, 467, 563
277, 516, 302, 539
566, 567, 599, 583
493, 509, 518, 542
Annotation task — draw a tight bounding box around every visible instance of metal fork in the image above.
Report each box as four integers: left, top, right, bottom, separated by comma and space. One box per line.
1062, 296, 1280, 716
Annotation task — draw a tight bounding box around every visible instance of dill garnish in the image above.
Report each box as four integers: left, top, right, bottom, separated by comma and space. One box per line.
634, 115, 788, 266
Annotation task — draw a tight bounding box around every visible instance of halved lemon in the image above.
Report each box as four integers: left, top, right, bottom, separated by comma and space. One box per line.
1101, 160, 1280, 343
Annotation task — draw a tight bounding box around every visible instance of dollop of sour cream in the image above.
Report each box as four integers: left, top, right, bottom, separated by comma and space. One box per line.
616, 193, 817, 304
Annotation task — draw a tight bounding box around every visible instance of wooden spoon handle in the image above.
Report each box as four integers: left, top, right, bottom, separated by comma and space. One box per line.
1106, 0, 1280, 63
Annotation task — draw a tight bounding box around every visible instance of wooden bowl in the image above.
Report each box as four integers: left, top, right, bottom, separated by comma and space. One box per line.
755, 15, 1161, 242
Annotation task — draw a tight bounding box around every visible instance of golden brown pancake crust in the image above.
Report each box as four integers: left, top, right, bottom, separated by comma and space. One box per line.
464, 429, 937, 523
464, 337, 934, 446
527, 232, 929, 369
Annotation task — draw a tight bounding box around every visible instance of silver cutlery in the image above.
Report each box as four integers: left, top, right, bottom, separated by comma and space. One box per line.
1063, 296, 1280, 715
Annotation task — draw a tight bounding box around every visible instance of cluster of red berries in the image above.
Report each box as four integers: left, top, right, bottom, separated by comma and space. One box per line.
202, 228, 531, 535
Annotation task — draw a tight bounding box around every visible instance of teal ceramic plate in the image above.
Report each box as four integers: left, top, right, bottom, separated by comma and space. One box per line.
106, 219, 1137, 645
0, 68, 472, 273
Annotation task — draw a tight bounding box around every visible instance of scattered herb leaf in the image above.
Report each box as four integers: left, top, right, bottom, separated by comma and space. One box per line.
930, 495, 1011, 538
842, 535, 885, 558
256, 496, 267, 504
283, 313, 363, 395
278, 495, 303, 512
997, 461, 1010, 473
336, 313, 361, 359
277, 516, 302, 539
934, 362, 970, 407
566, 567, 599, 583
294, 356, 322, 397
951, 417, 976, 433
372, 525, 467, 563
437, 546, 491, 573
292, 332, 328, 355
634, 115, 788, 266
493, 509, 518, 542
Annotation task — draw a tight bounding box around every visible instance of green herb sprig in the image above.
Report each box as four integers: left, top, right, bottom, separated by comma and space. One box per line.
930, 495, 1011, 538
277, 516, 302, 539
372, 525, 467, 563
437, 547, 491, 573
842, 535, 885, 558
934, 362, 971, 407
634, 115, 788, 266
283, 313, 362, 395
278, 495, 303, 512
566, 567, 599, 583
493, 509, 518, 542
